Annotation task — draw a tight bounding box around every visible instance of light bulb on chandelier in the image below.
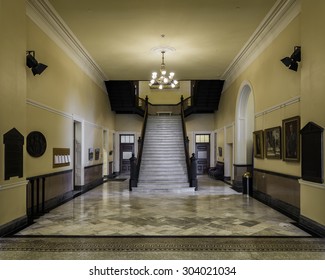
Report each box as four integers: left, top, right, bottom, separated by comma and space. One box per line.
149, 50, 179, 89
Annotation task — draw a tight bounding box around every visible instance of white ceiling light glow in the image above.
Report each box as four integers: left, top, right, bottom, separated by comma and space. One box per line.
149, 50, 179, 90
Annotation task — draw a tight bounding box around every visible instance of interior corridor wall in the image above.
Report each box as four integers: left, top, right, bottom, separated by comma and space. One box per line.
214, 13, 303, 221
215, 15, 301, 176
139, 81, 191, 104
186, 114, 215, 160
0, 0, 27, 228
26, 18, 115, 178
299, 0, 325, 227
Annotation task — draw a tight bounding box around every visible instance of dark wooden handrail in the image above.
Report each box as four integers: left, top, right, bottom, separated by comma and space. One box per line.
135, 96, 149, 182
130, 95, 192, 190
180, 96, 191, 183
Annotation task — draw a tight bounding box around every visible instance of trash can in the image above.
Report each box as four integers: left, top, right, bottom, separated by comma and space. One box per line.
242, 172, 253, 195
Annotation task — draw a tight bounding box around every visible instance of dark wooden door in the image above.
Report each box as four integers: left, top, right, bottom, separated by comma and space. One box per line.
196, 143, 210, 175
195, 134, 210, 175
120, 134, 135, 174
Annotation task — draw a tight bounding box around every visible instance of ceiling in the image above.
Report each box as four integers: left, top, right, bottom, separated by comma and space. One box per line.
48, 0, 278, 81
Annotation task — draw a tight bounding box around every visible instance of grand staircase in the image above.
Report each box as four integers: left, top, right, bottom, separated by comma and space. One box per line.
137, 115, 190, 189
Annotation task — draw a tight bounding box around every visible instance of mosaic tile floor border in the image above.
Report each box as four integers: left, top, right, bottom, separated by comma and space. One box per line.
1, 237, 325, 253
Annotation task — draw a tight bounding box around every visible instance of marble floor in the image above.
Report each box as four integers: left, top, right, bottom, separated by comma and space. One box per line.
16, 176, 310, 237
2, 176, 325, 260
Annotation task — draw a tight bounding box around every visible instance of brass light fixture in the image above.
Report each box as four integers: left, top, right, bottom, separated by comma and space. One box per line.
149, 50, 178, 89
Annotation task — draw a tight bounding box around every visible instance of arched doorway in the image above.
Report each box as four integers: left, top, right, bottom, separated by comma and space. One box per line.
234, 81, 255, 188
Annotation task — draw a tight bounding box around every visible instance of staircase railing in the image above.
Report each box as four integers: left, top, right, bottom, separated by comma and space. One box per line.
147, 103, 181, 115
130, 96, 197, 190
130, 96, 148, 190
180, 96, 191, 185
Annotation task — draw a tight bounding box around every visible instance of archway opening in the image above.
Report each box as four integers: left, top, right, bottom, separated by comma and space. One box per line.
234, 82, 255, 187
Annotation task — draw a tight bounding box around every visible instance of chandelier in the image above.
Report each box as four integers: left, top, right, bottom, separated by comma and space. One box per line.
149, 50, 179, 89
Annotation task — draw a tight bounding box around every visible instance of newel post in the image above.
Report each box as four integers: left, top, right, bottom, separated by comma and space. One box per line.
190, 153, 198, 191
129, 153, 138, 191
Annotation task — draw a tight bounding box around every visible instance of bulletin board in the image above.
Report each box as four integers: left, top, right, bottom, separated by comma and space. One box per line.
53, 148, 71, 168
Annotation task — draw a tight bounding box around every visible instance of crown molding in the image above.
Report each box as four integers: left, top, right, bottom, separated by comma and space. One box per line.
26, 0, 300, 94
222, 0, 301, 91
26, 0, 108, 92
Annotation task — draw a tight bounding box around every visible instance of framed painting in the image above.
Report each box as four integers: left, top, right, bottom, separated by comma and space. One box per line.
95, 148, 100, 160
253, 130, 264, 158
264, 126, 281, 159
218, 147, 222, 157
88, 148, 94, 161
282, 116, 300, 161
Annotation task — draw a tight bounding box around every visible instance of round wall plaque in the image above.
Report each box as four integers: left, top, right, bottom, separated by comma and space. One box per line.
26, 131, 47, 157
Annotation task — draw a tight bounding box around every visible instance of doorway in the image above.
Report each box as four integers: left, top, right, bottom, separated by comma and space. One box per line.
195, 134, 210, 175
102, 130, 108, 177
234, 81, 255, 186
73, 120, 83, 187
119, 134, 135, 174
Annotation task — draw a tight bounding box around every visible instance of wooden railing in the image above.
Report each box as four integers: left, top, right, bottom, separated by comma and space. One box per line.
136, 97, 149, 174
129, 95, 198, 190
180, 96, 192, 184
129, 97, 148, 190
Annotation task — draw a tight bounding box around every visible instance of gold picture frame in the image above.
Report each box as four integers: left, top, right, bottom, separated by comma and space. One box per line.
253, 130, 264, 158
282, 116, 300, 161
264, 126, 282, 159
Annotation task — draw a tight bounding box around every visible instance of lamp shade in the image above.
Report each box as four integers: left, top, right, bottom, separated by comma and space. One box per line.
26, 54, 38, 68
281, 57, 292, 67
31, 63, 48, 76
26, 51, 48, 75
288, 60, 298, 71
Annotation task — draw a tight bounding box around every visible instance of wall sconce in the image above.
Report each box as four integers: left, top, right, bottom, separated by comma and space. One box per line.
281, 46, 301, 72
26, 51, 48, 75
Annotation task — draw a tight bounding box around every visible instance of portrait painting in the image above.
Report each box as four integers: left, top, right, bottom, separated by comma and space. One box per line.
253, 130, 264, 158
264, 126, 281, 159
282, 116, 300, 161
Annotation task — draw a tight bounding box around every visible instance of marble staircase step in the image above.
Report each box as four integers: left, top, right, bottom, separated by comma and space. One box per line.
138, 115, 189, 190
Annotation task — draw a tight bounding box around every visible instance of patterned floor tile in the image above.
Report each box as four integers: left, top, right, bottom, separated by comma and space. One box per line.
15, 176, 311, 237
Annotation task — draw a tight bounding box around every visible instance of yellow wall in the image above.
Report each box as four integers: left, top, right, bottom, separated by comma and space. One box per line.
26, 18, 115, 177
115, 114, 143, 132
0, 0, 27, 226
186, 114, 215, 155
215, 15, 301, 176
26, 105, 73, 176
300, 182, 325, 225
139, 81, 191, 104
0, 3, 116, 228
300, 0, 325, 224
301, 0, 325, 129
1, 0, 325, 231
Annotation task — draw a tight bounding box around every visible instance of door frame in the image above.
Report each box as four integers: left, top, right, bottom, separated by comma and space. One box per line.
102, 129, 109, 177
192, 131, 214, 168
116, 131, 138, 173
73, 118, 84, 187
192, 131, 214, 175
119, 134, 135, 173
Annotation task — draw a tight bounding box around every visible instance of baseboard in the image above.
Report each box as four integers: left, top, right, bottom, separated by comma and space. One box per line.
231, 179, 243, 193
253, 190, 300, 221
0, 216, 28, 237
74, 178, 104, 194
300, 215, 325, 237
252, 190, 325, 236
